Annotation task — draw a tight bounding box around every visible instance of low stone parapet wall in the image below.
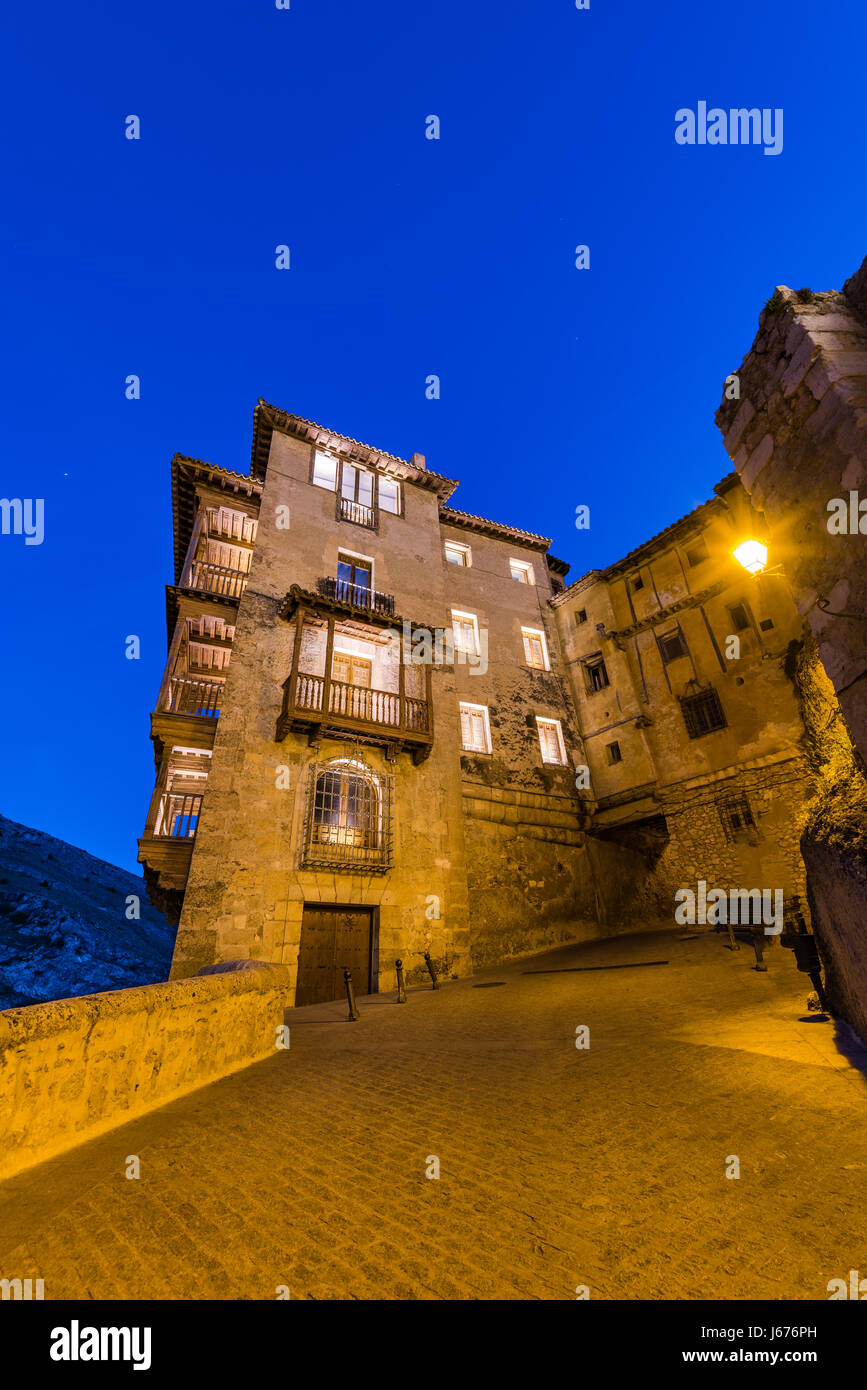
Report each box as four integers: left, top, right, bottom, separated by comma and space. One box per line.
0, 961, 291, 1183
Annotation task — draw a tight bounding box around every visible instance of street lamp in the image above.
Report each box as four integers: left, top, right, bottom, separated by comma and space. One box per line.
732, 538, 768, 574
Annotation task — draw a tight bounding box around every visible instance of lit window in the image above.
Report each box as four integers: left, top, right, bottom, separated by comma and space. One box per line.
379, 476, 401, 514
313, 451, 338, 490
510, 559, 534, 585
460, 702, 491, 753
302, 757, 393, 872
444, 540, 471, 567
341, 464, 374, 508
451, 611, 480, 656
522, 627, 549, 670
606, 741, 622, 765
536, 717, 566, 765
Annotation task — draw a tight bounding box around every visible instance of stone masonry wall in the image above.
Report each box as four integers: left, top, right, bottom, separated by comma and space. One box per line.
0, 962, 292, 1182
716, 261, 867, 1037
716, 259, 867, 763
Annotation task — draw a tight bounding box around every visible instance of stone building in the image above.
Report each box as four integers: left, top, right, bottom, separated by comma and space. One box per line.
553, 474, 814, 917
139, 403, 822, 1003
716, 253, 867, 1038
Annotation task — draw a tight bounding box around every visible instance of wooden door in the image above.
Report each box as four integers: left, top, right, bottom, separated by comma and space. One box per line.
295, 905, 373, 1006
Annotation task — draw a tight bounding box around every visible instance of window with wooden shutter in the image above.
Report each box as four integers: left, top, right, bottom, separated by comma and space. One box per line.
536, 717, 566, 765
459, 702, 491, 753
522, 627, 548, 669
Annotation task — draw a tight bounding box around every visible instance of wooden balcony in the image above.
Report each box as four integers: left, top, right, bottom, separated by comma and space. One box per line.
279, 670, 432, 761
165, 675, 224, 718
184, 560, 248, 601
277, 586, 435, 762
205, 507, 257, 545
317, 575, 395, 616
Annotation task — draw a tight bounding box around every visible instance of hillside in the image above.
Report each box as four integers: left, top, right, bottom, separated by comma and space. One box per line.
0, 812, 175, 1008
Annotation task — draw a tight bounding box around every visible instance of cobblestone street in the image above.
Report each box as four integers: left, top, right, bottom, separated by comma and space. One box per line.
2, 928, 866, 1301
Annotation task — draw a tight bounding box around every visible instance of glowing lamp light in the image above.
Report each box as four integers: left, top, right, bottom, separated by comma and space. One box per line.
732, 539, 768, 575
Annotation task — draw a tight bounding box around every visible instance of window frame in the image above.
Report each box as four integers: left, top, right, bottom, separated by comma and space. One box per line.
451, 610, 481, 657
657, 629, 688, 664
312, 450, 339, 491
459, 701, 492, 754
536, 716, 567, 766
583, 655, 610, 694
444, 540, 472, 568
521, 626, 550, 670
684, 537, 709, 568
680, 687, 727, 739
378, 474, 401, 516
509, 558, 535, 585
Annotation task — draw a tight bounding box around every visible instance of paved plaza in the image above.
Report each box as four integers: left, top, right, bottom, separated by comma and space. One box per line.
2, 928, 865, 1300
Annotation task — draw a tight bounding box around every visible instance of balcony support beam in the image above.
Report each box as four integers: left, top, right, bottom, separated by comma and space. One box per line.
321, 614, 335, 723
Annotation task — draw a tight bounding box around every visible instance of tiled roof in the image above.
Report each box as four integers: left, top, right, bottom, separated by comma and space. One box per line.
251, 401, 459, 500
439, 506, 553, 549
552, 477, 739, 602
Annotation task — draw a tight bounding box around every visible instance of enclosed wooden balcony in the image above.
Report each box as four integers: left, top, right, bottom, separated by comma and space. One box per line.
277, 586, 434, 763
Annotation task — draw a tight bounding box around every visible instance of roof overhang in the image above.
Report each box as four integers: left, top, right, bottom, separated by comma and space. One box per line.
251, 400, 459, 502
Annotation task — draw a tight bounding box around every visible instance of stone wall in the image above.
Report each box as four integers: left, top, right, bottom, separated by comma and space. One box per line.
786, 636, 867, 1037
651, 757, 813, 913
0, 962, 291, 1182
460, 781, 662, 966
716, 259, 867, 1039
716, 259, 867, 763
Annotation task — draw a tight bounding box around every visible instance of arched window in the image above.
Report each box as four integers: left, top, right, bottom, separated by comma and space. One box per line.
303, 757, 394, 871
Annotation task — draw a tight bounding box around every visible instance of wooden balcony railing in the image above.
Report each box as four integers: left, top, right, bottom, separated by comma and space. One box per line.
152, 791, 203, 839
165, 675, 224, 718
281, 670, 431, 754
318, 576, 395, 616
185, 560, 248, 600
338, 497, 376, 529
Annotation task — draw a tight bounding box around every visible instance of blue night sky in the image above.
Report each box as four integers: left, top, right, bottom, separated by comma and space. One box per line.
1, 0, 865, 873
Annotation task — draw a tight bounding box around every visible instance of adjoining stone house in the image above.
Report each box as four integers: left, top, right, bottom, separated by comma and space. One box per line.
553, 474, 813, 919
139, 402, 820, 1004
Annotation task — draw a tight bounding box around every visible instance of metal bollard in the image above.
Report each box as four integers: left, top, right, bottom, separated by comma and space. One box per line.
395, 958, 407, 1003
344, 968, 360, 1021
423, 951, 439, 990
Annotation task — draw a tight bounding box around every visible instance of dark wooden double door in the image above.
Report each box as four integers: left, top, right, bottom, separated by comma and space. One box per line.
295, 904, 375, 1006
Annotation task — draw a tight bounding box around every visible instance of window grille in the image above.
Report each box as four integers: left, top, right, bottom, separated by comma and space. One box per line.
680, 686, 726, 738
301, 758, 394, 872
717, 792, 755, 841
